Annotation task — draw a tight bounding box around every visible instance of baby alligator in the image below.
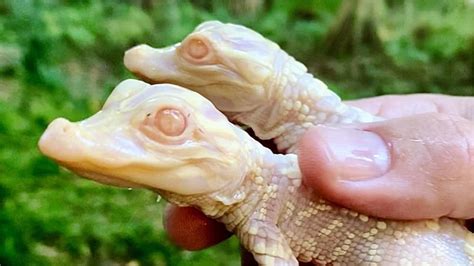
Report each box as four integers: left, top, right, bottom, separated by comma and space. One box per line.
39, 80, 474, 265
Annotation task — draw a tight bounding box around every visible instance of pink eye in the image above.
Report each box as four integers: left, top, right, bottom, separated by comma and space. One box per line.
154, 108, 186, 136
185, 38, 209, 60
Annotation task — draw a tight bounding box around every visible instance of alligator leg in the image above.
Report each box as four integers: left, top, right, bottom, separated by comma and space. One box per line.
238, 219, 298, 266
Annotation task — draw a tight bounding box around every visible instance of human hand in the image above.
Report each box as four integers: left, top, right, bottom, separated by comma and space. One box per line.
164, 94, 474, 262
299, 94, 474, 220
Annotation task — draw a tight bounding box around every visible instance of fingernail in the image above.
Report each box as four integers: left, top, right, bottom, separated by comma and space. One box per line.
315, 126, 390, 180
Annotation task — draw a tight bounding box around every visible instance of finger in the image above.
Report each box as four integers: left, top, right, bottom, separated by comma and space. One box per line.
345, 94, 474, 120
299, 113, 474, 219
163, 204, 232, 250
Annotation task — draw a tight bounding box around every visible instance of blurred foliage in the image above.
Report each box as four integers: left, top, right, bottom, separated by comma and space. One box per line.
0, 0, 472, 265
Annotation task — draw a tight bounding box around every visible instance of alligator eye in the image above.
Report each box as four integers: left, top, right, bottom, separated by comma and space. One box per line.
187, 39, 208, 59
185, 38, 209, 60
154, 108, 186, 136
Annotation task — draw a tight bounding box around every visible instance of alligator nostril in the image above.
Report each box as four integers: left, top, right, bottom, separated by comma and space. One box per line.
61, 123, 73, 134
48, 118, 72, 134
38, 117, 78, 161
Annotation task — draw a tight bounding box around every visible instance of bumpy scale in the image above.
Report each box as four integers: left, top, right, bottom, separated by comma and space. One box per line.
39, 80, 474, 265
124, 21, 379, 153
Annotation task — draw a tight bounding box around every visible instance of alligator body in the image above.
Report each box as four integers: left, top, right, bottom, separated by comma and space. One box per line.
39, 80, 474, 265
124, 21, 379, 153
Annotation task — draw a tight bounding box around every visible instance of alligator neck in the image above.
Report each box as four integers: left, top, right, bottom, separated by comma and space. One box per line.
232, 53, 378, 153
155, 129, 275, 223
214, 149, 301, 231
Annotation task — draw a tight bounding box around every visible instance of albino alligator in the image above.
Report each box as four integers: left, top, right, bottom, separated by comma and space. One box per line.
39, 80, 474, 265
124, 21, 379, 153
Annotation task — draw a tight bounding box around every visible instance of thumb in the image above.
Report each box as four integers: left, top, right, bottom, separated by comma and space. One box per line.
298, 113, 474, 220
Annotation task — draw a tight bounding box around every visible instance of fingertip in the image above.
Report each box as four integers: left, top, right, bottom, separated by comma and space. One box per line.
164, 204, 232, 250
298, 126, 426, 219
298, 126, 389, 201
299, 127, 332, 186
298, 127, 344, 199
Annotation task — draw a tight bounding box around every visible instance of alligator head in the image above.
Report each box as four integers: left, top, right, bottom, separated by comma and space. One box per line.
38, 80, 250, 196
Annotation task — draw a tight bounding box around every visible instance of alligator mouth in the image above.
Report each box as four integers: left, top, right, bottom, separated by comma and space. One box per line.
131, 71, 160, 84
69, 167, 141, 188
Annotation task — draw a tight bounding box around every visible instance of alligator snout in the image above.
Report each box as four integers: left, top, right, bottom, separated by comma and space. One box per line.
124, 44, 154, 74
124, 44, 180, 84
38, 118, 84, 163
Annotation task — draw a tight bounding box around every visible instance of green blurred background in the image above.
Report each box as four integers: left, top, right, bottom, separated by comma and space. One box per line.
0, 0, 473, 265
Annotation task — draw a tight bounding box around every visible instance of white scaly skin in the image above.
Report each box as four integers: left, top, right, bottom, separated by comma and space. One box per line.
124, 20, 379, 153
39, 80, 474, 265
232, 53, 378, 153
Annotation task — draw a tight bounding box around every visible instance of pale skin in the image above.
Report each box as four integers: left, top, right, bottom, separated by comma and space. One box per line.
165, 94, 474, 262
36, 18, 472, 263
39, 79, 473, 264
